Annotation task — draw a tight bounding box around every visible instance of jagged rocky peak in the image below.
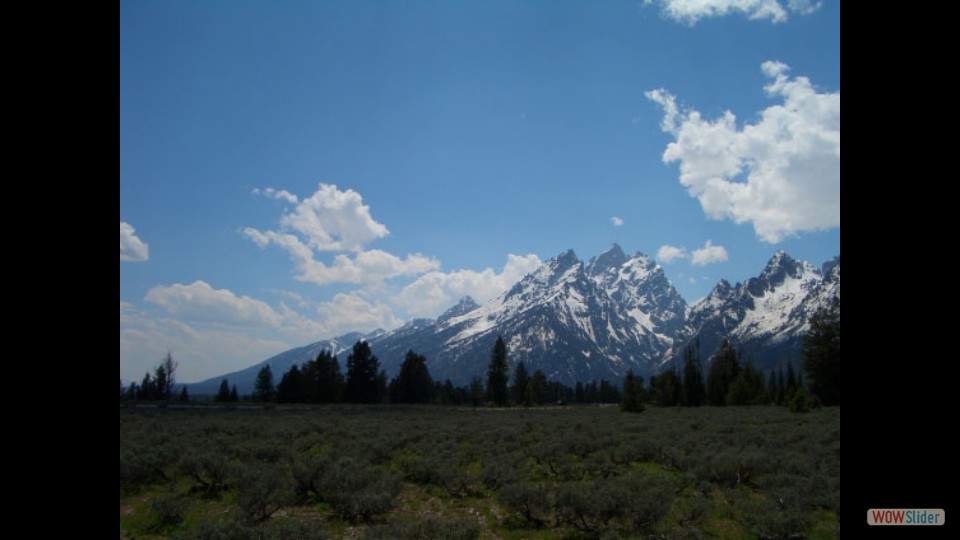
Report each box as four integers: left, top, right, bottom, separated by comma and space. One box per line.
822, 255, 840, 277
529, 249, 581, 284
554, 248, 580, 269
762, 250, 816, 280
586, 243, 628, 275
748, 250, 817, 296
438, 296, 480, 322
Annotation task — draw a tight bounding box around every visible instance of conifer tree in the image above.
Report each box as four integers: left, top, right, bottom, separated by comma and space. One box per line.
803, 301, 838, 405
276, 365, 305, 403
229, 384, 239, 402
620, 369, 645, 413
253, 365, 276, 402
682, 341, 706, 406
707, 339, 740, 406
393, 350, 434, 403
529, 370, 549, 405
469, 377, 484, 407
486, 336, 509, 407
511, 361, 530, 405
215, 379, 231, 402
304, 350, 344, 403
345, 341, 382, 403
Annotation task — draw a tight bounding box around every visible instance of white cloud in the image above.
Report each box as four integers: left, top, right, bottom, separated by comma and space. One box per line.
145, 281, 283, 328
245, 183, 440, 285
120, 222, 149, 262
690, 240, 728, 265
657, 245, 688, 263
315, 293, 404, 336
253, 183, 388, 252
610, 216, 624, 227
647, 61, 839, 243
244, 228, 439, 285
253, 187, 299, 204
396, 254, 543, 318
646, 0, 820, 25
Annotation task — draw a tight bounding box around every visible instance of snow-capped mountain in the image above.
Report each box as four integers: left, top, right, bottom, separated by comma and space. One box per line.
668, 251, 840, 370
362, 244, 690, 385
188, 246, 840, 394
586, 244, 688, 353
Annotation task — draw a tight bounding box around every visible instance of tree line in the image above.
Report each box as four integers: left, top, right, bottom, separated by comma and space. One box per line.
120, 298, 838, 411
622, 297, 840, 412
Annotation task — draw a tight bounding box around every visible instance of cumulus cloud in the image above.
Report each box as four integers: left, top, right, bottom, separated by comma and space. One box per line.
690, 240, 728, 265
610, 216, 624, 227
120, 222, 149, 262
253, 183, 389, 252
396, 254, 543, 318
245, 183, 439, 285
244, 228, 439, 284
646, 0, 820, 25
315, 293, 404, 336
657, 245, 688, 263
647, 61, 839, 242
145, 281, 283, 328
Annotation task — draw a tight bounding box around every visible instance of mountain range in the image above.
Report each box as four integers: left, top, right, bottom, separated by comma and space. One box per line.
186, 245, 839, 394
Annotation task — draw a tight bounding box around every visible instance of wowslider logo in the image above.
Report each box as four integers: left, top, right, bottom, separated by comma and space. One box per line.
867, 509, 944, 526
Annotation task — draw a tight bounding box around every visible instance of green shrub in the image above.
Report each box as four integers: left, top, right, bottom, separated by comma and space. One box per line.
236, 462, 294, 523
179, 450, 232, 496
150, 493, 188, 532
120, 442, 175, 491
291, 452, 330, 502
318, 458, 401, 523
500, 482, 553, 527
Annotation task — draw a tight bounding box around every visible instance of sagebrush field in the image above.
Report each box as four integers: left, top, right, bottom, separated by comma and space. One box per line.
120, 404, 840, 539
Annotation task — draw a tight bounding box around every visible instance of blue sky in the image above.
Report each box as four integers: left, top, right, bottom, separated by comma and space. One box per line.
120, 0, 840, 383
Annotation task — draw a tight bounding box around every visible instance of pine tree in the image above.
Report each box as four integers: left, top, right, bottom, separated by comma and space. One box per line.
486, 336, 509, 407
802, 297, 840, 406
155, 352, 178, 400
653, 368, 682, 406
707, 339, 740, 406
276, 365, 305, 403
776, 367, 785, 405
253, 365, 276, 402
511, 361, 530, 405
179, 386, 189, 402
469, 377, 484, 407
126, 382, 139, 401
345, 341, 382, 403
140, 372, 156, 401
785, 361, 798, 403
215, 379, 231, 402
303, 351, 344, 403
574, 381, 584, 403
620, 369, 645, 413
727, 362, 764, 405
682, 341, 706, 406
530, 370, 549, 405
393, 350, 434, 403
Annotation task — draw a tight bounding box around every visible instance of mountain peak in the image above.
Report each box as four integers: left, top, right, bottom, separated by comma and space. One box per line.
553, 248, 580, 269
586, 243, 628, 275
438, 296, 480, 322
